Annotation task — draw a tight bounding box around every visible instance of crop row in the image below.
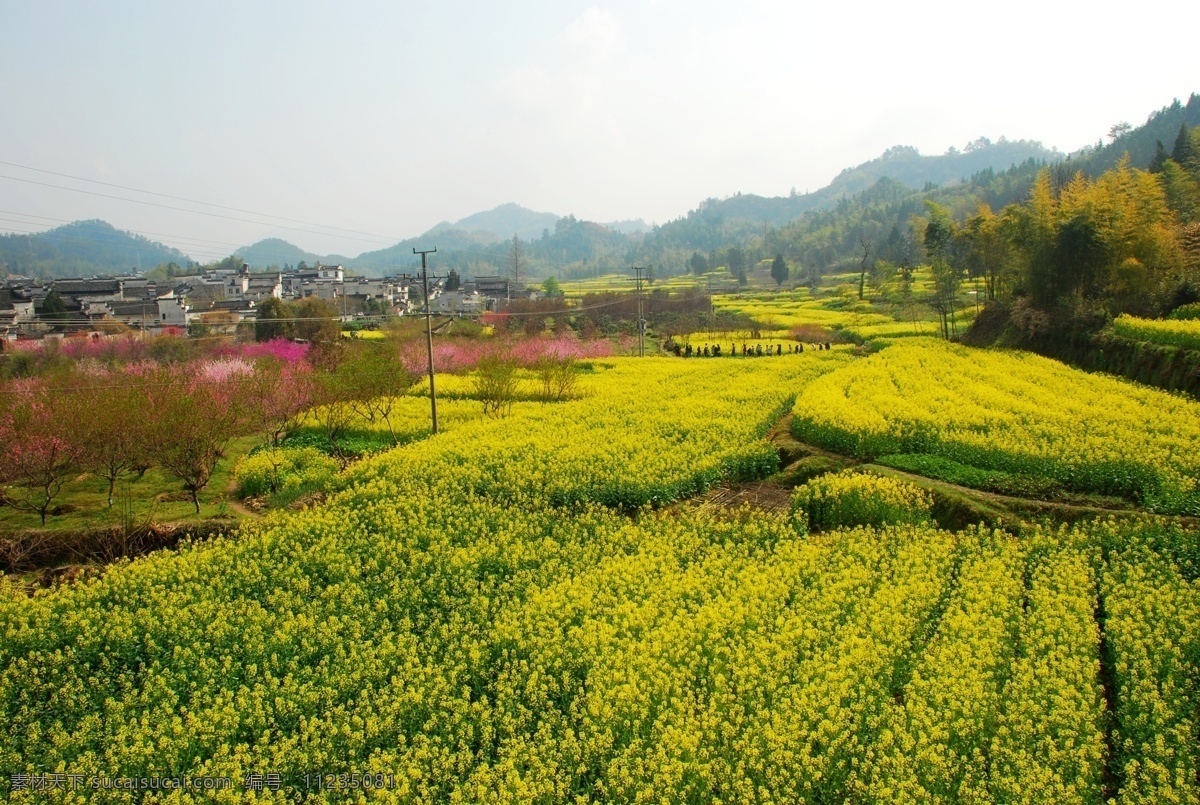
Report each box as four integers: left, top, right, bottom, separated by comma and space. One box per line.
3, 351, 1199, 802
791, 338, 1200, 514
1102, 546, 1200, 804
345, 353, 852, 510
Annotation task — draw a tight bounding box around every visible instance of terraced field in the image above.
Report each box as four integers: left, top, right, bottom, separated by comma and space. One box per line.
3, 346, 1198, 803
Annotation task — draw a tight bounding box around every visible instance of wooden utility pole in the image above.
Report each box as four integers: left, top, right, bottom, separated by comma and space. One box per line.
413, 247, 439, 434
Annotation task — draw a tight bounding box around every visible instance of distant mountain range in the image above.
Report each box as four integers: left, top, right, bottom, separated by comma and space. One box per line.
236, 203, 652, 272
4, 94, 1196, 280
237, 140, 1065, 274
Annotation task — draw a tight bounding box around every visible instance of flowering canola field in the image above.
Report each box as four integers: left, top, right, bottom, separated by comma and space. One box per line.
2, 351, 1199, 803
792, 338, 1200, 514
1110, 314, 1200, 351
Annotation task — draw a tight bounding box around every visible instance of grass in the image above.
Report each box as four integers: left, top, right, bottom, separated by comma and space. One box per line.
0, 435, 260, 534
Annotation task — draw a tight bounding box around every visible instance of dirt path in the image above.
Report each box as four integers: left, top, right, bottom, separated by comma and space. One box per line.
223, 478, 262, 520
693, 413, 1177, 529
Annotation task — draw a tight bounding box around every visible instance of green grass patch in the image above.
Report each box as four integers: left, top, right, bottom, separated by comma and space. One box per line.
876, 454, 1065, 500
0, 435, 258, 533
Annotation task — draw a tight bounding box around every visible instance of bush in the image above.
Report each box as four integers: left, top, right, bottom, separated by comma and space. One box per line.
792, 470, 933, 532
473, 358, 520, 417
1168, 302, 1200, 321
234, 447, 341, 499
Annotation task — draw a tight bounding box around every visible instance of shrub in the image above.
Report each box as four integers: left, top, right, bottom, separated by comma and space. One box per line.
792, 470, 933, 532
234, 447, 341, 499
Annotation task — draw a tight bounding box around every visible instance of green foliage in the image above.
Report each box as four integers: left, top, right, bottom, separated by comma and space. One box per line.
255, 297, 294, 342
0, 220, 190, 279
1169, 302, 1200, 320
234, 446, 340, 499
541, 275, 563, 298
876, 453, 1063, 499
770, 254, 789, 286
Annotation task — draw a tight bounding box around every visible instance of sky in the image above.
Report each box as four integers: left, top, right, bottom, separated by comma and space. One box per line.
1, 0, 1197, 260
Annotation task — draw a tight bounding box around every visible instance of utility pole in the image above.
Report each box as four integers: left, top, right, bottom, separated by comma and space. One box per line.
632, 266, 647, 357
413, 247, 439, 434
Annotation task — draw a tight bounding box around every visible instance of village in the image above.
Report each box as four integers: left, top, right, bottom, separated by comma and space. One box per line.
0, 263, 527, 340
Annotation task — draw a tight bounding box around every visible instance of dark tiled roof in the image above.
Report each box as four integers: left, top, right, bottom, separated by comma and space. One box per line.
53, 279, 122, 295
107, 301, 159, 317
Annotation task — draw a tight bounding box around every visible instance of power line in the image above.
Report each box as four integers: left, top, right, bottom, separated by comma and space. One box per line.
0, 174, 400, 248
0, 160, 406, 244
0, 212, 253, 254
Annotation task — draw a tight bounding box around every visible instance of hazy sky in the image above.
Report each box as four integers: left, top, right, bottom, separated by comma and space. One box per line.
1, 0, 1196, 259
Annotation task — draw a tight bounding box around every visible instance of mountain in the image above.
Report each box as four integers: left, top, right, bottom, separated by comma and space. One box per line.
0, 219, 192, 279
10, 95, 1195, 281
237, 238, 324, 269
431, 203, 562, 243
822, 138, 1061, 198
669, 137, 1064, 233
347, 228, 502, 274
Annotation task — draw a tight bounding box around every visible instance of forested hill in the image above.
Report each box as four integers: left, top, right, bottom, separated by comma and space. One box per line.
237, 238, 329, 270
630, 95, 1200, 277
0, 220, 191, 279
657, 138, 1062, 236
434, 203, 561, 242
1066, 94, 1200, 178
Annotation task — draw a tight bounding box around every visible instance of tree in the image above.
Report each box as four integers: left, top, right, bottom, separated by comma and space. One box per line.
78, 379, 150, 508
334, 343, 412, 446
726, 246, 747, 285
445, 269, 461, 292
1150, 140, 1171, 174
924, 201, 963, 338
770, 254, 789, 286
311, 371, 357, 462
247, 359, 316, 447
38, 291, 69, 332
1159, 158, 1200, 224
509, 235, 525, 293
857, 238, 873, 299
1172, 124, 1197, 169
689, 252, 708, 275
1107, 121, 1132, 142
960, 204, 1011, 301
290, 296, 341, 360
255, 296, 294, 342
535, 357, 579, 403
0, 381, 86, 525
542, 276, 564, 298
145, 367, 249, 513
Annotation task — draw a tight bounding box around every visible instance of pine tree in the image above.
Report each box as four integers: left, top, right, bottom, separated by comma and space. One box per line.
1172, 124, 1196, 169
1150, 140, 1170, 173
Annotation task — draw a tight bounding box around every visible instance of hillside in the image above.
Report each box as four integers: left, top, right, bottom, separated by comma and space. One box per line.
660, 137, 1063, 234
236, 237, 326, 269
0, 220, 192, 279
430, 202, 561, 243
1067, 93, 1200, 177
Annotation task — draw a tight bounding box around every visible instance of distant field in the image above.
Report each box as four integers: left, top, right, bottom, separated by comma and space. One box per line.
1111, 314, 1200, 350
